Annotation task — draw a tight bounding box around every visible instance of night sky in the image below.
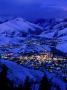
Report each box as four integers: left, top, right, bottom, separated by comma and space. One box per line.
0, 0, 67, 20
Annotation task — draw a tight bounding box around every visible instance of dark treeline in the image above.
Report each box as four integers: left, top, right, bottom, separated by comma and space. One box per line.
0, 64, 64, 90
0, 64, 31, 90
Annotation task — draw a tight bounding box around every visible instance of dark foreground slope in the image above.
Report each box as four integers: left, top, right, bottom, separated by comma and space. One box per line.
0, 59, 67, 90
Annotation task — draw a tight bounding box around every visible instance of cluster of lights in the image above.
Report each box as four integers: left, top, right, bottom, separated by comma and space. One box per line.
0, 51, 66, 64
0, 52, 52, 61
19, 52, 53, 61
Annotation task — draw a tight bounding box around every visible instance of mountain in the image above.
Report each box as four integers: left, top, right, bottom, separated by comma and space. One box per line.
0, 17, 43, 36
0, 17, 67, 56
0, 16, 15, 24
0, 17, 49, 56
35, 18, 67, 55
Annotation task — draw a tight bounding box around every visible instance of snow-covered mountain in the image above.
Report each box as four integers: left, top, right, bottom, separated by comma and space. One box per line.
35, 18, 67, 55
0, 16, 15, 24
0, 17, 43, 36
0, 17, 67, 56
0, 17, 49, 55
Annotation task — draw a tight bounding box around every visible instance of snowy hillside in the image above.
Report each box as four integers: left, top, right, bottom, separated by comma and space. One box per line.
0, 16, 14, 24
0, 59, 67, 90
0, 17, 46, 55
0, 18, 43, 36
0, 17, 67, 56
0, 59, 44, 90
0, 17, 67, 57
35, 18, 67, 54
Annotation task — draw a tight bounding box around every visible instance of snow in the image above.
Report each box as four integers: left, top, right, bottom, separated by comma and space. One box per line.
0, 18, 43, 35
56, 28, 67, 53
0, 17, 67, 54
45, 71, 67, 90
56, 43, 67, 53
0, 59, 44, 86
0, 17, 44, 55
58, 28, 67, 36
40, 31, 56, 38
0, 59, 67, 90
38, 18, 67, 54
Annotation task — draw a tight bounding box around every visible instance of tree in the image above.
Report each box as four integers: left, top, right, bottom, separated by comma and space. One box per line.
39, 76, 52, 90
0, 64, 12, 90
24, 76, 31, 90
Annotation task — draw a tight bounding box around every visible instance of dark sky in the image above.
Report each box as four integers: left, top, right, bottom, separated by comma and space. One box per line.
0, 0, 67, 20
0, 0, 66, 10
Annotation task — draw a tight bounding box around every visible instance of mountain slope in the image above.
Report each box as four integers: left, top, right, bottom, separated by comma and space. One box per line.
0, 59, 67, 90
36, 18, 67, 54
0, 17, 67, 56
0, 17, 48, 56
0, 59, 44, 90
0, 18, 43, 36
